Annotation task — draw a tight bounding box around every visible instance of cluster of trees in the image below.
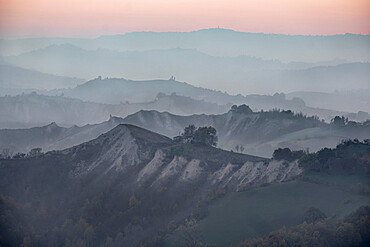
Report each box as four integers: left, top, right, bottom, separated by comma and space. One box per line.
331, 116, 349, 126
229, 104, 329, 127
174, 125, 218, 147
331, 115, 369, 127
0, 194, 33, 247
230, 104, 253, 114
0, 158, 227, 247
272, 148, 306, 162
298, 139, 370, 174
0, 147, 43, 159
260, 108, 321, 122
234, 206, 370, 247
303, 207, 327, 224
0, 187, 179, 247
230, 104, 324, 124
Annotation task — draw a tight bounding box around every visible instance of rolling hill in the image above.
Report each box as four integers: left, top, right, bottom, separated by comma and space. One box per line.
0, 64, 83, 91
122, 108, 370, 157
58, 77, 352, 121
0, 92, 229, 128
2, 44, 369, 94
1, 106, 368, 157
1, 28, 369, 62
0, 124, 299, 246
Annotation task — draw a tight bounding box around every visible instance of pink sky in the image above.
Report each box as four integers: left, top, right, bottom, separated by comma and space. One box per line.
0, 0, 369, 38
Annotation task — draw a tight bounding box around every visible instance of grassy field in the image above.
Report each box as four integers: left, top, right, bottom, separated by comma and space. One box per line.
166, 174, 370, 247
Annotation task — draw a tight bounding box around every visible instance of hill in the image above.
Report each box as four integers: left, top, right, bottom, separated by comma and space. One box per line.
2, 44, 369, 94
165, 139, 370, 246
1, 106, 369, 157
287, 89, 370, 114
0, 93, 115, 127
167, 177, 370, 246
0, 92, 230, 128
0, 89, 352, 130
0, 64, 83, 91
122, 108, 370, 157
0, 124, 300, 246
1, 29, 369, 62
59, 77, 352, 121
0, 116, 125, 154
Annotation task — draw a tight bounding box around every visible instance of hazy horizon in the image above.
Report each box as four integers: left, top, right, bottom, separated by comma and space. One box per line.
1, 27, 370, 40
1, 0, 370, 38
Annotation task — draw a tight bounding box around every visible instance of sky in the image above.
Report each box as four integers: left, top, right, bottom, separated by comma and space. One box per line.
0, 0, 369, 38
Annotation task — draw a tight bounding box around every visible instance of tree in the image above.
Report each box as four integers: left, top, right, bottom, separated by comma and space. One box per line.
240, 145, 245, 153
335, 222, 362, 247
176, 125, 218, 147
84, 226, 95, 246
183, 125, 196, 139
13, 152, 26, 159
75, 218, 89, 234
273, 148, 305, 162
192, 127, 218, 147
28, 147, 42, 157
230, 104, 253, 114
1, 148, 12, 159
235, 145, 240, 152
331, 116, 347, 126
303, 207, 327, 224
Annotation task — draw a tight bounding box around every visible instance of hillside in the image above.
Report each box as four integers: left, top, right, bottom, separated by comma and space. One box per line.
0, 64, 83, 91
167, 176, 370, 246
165, 139, 370, 246
59, 77, 351, 121
2, 44, 369, 94
0, 116, 125, 153
0, 92, 229, 128
123, 108, 370, 157
0, 124, 300, 246
0, 93, 115, 127
287, 89, 370, 114
1, 106, 369, 157
1, 29, 369, 62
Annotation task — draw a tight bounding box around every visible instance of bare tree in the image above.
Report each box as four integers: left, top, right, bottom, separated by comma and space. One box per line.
1, 148, 13, 159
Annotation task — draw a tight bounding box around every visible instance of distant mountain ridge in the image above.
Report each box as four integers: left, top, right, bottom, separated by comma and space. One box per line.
2, 43, 369, 94
1, 28, 369, 62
